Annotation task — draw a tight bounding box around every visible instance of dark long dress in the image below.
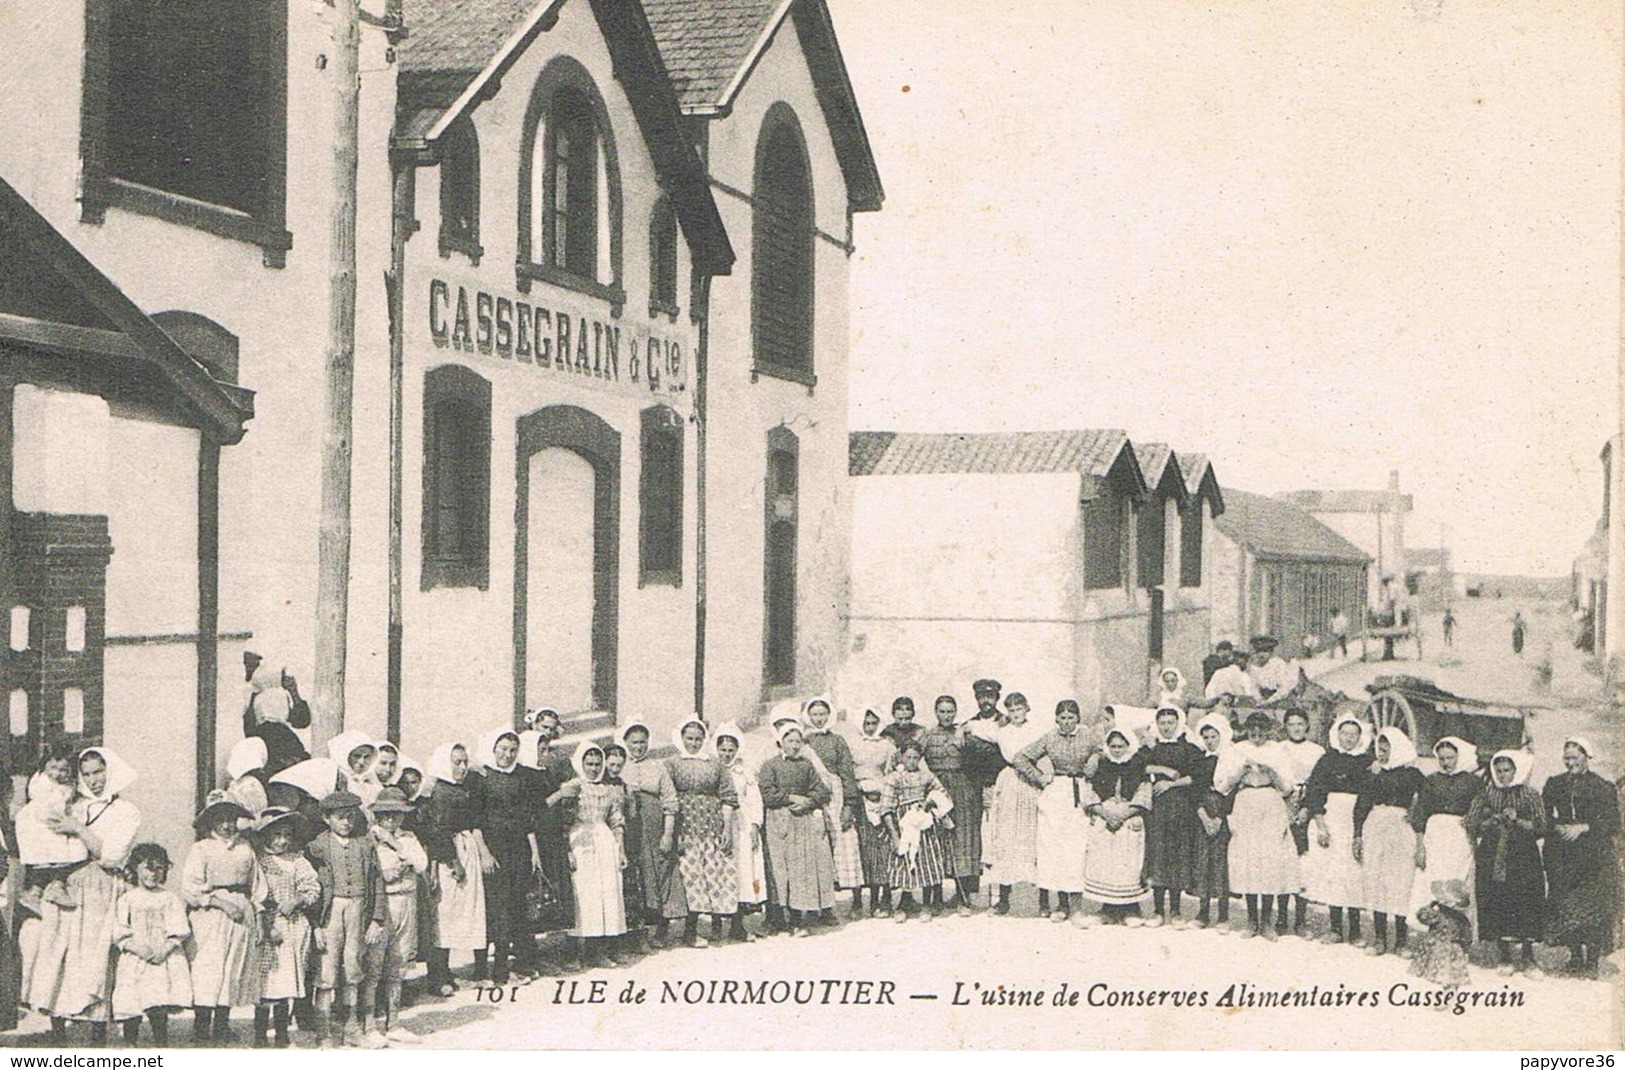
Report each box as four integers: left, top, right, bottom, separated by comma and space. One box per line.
1464, 783, 1546, 941
1542, 770, 1619, 953
531, 748, 577, 933
759, 754, 837, 911
481, 765, 540, 949
1143, 736, 1206, 891
920, 726, 985, 880
1187, 751, 1231, 900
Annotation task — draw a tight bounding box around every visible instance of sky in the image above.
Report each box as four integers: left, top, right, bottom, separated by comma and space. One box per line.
826, 0, 1622, 577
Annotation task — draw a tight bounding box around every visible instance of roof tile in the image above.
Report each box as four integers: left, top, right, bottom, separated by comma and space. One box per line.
849, 430, 1130, 478
1215, 489, 1371, 565
641, 0, 781, 109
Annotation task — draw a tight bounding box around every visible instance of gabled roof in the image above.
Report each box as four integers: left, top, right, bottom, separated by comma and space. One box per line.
849, 430, 1146, 500
396, 0, 734, 275
0, 176, 252, 444
643, 0, 884, 213
1215, 489, 1371, 566
1176, 451, 1225, 516
1132, 443, 1186, 503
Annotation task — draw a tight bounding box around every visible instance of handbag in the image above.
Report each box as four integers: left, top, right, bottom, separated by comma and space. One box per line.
526, 867, 572, 932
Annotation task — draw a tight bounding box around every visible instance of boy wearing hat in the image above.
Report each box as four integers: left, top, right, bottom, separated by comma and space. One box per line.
366, 788, 426, 1044
307, 791, 388, 1049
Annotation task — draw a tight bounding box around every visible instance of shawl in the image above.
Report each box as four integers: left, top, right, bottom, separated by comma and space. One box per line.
248, 663, 293, 723
1468, 779, 1544, 883
1089, 729, 1146, 801
78, 746, 138, 802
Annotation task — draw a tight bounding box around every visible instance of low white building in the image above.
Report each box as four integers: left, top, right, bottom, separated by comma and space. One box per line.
842, 431, 1223, 714
1279, 471, 1411, 611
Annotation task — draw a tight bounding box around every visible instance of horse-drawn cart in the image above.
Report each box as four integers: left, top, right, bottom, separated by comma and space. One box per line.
1361, 675, 1530, 766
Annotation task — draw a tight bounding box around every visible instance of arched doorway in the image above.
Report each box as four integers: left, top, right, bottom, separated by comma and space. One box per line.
513, 405, 619, 722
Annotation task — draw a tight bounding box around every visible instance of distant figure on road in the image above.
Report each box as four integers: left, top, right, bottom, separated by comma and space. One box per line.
1511, 612, 1526, 656
1328, 610, 1349, 658
1442, 608, 1456, 648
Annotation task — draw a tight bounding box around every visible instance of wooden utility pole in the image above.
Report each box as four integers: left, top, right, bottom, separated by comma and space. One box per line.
313, 0, 361, 747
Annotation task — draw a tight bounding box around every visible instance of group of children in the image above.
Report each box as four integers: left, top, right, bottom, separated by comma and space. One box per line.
11, 672, 1615, 1047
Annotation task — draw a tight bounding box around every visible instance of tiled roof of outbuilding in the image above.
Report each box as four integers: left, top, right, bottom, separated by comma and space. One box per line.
1216, 489, 1371, 565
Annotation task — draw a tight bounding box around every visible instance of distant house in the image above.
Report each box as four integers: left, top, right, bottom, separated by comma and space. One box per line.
1211, 489, 1371, 654
1405, 546, 1460, 608
1574, 435, 1621, 677
843, 430, 1222, 713
1278, 471, 1411, 609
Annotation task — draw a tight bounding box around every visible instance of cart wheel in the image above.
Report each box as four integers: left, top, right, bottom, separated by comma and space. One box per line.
1365, 689, 1418, 740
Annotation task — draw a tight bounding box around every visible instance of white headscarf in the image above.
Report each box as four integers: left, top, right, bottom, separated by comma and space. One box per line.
801, 696, 836, 734
571, 741, 606, 784
477, 726, 522, 773
395, 756, 425, 798
1564, 736, 1598, 762
426, 742, 469, 785
373, 741, 402, 784
671, 716, 711, 759
1152, 705, 1188, 743
1490, 749, 1534, 787
1376, 726, 1418, 771
78, 746, 137, 802
270, 757, 342, 799
226, 737, 268, 781
856, 707, 885, 741
326, 730, 378, 777
1102, 727, 1141, 765
1432, 736, 1478, 774
712, 721, 747, 767
1194, 712, 1234, 753
1156, 666, 1187, 708
774, 720, 804, 747
1329, 713, 1373, 756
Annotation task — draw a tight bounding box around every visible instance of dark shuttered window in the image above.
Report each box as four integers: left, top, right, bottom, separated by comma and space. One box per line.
763, 428, 799, 688
438, 117, 482, 263
547, 88, 598, 279
421, 366, 491, 590
1180, 501, 1205, 587
752, 107, 815, 384
639, 406, 683, 586
1084, 491, 1126, 590
1137, 499, 1166, 589
649, 197, 679, 317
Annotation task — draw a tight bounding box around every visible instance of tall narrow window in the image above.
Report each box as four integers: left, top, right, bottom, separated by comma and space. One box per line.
1083, 491, 1125, 590
649, 198, 680, 317
517, 60, 623, 309
421, 366, 491, 590
752, 106, 815, 384
1180, 500, 1205, 587
1137, 498, 1166, 589
639, 406, 683, 586
438, 117, 482, 263
83, 0, 290, 264
763, 428, 799, 688
548, 89, 598, 278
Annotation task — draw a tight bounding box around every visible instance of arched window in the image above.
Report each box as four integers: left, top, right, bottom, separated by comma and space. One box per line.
516, 58, 624, 311
751, 105, 815, 384
421, 365, 491, 590
763, 426, 799, 688
649, 197, 679, 318
438, 117, 481, 264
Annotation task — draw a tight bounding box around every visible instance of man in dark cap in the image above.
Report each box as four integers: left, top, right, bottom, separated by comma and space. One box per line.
962, 679, 1006, 793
